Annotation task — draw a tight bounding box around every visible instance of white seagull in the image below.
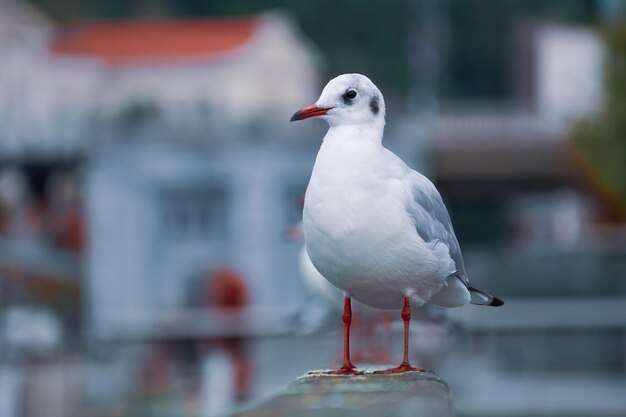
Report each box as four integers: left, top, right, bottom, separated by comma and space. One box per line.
291, 73, 503, 375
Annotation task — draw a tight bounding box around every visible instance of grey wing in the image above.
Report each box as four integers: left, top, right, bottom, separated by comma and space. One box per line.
407, 172, 468, 284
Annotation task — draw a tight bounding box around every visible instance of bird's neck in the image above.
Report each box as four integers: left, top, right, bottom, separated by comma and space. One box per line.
315, 124, 385, 176
324, 122, 385, 146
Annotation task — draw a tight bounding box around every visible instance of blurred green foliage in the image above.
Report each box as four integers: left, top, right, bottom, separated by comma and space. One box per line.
571, 25, 626, 218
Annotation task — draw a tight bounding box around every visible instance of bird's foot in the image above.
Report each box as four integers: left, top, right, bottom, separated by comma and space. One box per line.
310, 365, 364, 376
373, 362, 425, 374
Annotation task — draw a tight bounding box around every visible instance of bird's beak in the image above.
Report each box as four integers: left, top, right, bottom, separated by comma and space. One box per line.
290, 105, 332, 122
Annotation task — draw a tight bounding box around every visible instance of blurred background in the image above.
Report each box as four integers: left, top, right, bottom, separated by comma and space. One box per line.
1, 0, 625, 416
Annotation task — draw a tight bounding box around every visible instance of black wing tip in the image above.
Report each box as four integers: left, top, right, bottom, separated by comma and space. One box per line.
489, 297, 505, 307
467, 286, 504, 307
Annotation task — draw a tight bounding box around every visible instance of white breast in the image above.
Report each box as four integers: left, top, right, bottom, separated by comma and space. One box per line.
303, 135, 455, 309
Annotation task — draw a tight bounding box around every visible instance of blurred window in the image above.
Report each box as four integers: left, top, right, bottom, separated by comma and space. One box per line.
159, 186, 228, 239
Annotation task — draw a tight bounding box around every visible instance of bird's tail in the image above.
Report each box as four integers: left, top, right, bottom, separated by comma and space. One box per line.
468, 286, 504, 307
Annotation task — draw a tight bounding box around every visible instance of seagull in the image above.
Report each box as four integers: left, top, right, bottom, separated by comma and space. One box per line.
290, 73, 503, 375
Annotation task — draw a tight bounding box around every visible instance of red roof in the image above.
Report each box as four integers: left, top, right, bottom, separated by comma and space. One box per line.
50, 17, 258, 65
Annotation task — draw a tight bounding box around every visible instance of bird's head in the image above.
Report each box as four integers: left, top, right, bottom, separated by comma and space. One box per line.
290, 73, 385, 128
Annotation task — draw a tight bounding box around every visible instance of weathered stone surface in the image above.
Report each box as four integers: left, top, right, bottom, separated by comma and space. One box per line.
234, 367, 452, 417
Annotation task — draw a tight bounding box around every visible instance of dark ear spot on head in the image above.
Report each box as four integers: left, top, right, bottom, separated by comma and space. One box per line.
369, 97, 379, 115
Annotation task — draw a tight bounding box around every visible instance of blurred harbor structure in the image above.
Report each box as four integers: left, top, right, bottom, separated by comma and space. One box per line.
47, 13, 321, 339
0, 0, 625, 416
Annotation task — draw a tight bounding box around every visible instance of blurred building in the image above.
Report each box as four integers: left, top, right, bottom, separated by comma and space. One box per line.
63, 14, 322, 340
1, 3, 324, 415
1, 7, 319, 158
430, 21, 626, 417
435, 23, 603, 191
0, 0, 82, 358
50, 14, 320, 137
432, 21, 605, 250
0, 0, 322, 340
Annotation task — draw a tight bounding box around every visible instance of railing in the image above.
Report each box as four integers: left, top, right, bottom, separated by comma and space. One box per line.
233, 368, 452, 417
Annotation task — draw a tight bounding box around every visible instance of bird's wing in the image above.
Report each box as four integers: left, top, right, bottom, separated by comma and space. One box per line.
406, 171, 468, 284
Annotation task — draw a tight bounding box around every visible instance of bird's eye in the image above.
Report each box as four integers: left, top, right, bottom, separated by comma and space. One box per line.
343, 89, 358, 101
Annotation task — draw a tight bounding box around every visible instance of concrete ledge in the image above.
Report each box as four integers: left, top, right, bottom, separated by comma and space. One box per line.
234, 367, 452, 417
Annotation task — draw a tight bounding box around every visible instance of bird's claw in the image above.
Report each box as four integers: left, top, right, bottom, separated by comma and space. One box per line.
373, 362, 426, 374
310, 365, 364, 376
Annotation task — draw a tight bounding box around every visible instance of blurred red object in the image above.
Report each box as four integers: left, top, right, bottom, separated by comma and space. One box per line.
206, 267, 249, 310
55, 203, 85, 254
203, 266, 252, 401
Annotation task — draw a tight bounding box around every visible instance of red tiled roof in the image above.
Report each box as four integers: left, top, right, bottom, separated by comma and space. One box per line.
50, 17, 258, 65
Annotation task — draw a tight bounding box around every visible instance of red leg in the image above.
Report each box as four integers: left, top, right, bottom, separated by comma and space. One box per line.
321, 296, 362, 375
375, 296, 425, 374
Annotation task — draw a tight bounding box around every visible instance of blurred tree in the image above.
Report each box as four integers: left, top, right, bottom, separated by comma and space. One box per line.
570, 25, 626, 219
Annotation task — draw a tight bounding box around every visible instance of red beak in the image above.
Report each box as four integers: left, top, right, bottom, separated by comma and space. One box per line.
290, 105, 332, 122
